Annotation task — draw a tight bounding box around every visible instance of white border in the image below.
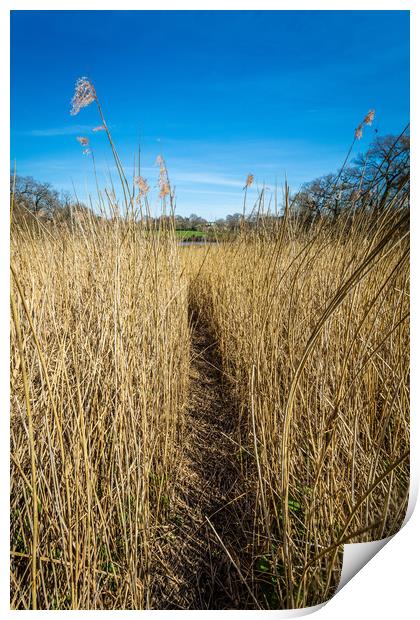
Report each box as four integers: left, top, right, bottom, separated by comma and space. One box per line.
2, 2, 416, 617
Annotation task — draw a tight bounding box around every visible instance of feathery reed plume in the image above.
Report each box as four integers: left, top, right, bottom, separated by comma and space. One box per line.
76, 136, 89, 146
156, 155, 171, 198
70, 77, 97, 116
159, 183, 170, 198
244, 173, 254, 189
363, 109, 375, 126
92, 125, 106, 132
134, 176, 150, 196
156, 154, 165, 171
355, 109, 375, 140
242, 173, 254, 225
70, 77, 134, 213
82, 148, 91, 156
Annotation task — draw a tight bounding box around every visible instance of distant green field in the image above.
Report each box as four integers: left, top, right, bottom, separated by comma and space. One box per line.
176, 229, 206, 240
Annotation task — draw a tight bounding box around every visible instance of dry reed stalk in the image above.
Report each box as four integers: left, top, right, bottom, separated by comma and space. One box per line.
184, 191, 409, 607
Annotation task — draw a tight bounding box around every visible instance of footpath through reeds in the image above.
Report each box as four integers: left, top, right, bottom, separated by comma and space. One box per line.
10, 78, 410, 609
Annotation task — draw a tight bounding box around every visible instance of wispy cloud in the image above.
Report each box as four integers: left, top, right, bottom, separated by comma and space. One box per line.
181, 187, 240, 197
19, 125, 93, 137
172, 171, 244, 189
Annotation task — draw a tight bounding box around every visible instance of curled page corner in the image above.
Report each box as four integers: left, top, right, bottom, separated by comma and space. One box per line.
337, 536, 392, 592
337, 478, 418, 594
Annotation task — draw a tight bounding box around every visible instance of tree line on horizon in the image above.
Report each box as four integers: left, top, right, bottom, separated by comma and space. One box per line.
10, 133, 409, 232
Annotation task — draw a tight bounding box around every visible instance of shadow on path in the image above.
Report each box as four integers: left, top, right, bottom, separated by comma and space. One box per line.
152, 296, 256, 609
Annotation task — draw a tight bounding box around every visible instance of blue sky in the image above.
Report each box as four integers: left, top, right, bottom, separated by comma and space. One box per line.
11, 10, 409, 219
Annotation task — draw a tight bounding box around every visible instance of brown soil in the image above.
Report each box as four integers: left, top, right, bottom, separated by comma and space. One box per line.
151, 302, 256, 609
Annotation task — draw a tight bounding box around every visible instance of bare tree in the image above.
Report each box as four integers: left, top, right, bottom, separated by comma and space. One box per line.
293, 132, 409, 222
11, 175, 61, 219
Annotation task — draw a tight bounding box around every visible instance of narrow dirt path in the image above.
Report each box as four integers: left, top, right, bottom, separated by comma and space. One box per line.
152, 301, 255, 609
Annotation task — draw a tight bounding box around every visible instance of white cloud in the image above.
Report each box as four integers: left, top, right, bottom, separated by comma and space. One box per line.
19, 125, 94, 137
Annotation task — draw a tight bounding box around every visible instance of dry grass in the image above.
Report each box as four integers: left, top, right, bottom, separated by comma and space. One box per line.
10, 79, 409, 609
184, 204, 409, 608
11, 218, 189, 609
10, 193, 410, 611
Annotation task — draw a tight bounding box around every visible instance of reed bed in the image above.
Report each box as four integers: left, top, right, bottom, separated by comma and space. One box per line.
10, 217, 189, 609
10, 189, 410, 610
185, 204, 409, 608
10, 77, 409, 609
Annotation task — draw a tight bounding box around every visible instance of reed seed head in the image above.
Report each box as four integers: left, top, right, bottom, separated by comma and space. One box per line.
363, 109, 375, 126
156, 154, 170, 196
244, 173, 254, 189
355, 109, 375, 139
70, 77, 97, 116
159, 182, 170, 198
156, 155, 165, 171
134, 176, 150, 196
